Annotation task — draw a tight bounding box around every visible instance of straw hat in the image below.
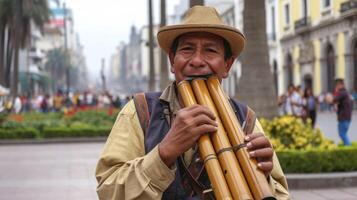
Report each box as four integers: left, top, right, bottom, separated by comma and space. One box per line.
157, 6, 245, 58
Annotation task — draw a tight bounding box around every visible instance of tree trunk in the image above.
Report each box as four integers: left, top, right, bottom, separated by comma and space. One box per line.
148, 0, 155, 91
189, 0, 204, 7
12, 46, 19, 98
159, 0, 169, 90
5, 28, 13, 88
238, 0, 278, 119
0, 25, 5, 85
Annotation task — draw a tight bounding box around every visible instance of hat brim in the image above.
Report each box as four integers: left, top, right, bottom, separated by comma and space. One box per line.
157, 24, 246, 58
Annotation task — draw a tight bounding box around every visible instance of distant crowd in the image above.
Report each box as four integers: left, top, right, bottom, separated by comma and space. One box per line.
0, 91, 130, 114
278, 84, 357, 128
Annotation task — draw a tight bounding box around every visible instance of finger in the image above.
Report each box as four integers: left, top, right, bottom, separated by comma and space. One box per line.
185, 104, 216, 120
257, 161, 273, 173
194, 124, 218, 135
244, 132, 264, 142
248, 148, 273, 159
246, 136, 272, 151
192, 113, 218, 127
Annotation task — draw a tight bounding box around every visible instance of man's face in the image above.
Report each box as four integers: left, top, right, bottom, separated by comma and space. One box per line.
335, 82, 344, 90
169, 32, 234, 83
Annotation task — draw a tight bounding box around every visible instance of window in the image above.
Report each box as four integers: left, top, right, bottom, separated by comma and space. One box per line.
271, 6, 276, 40
284, 4, 290, 26
321, 0, 332, 15
322, 0, 331, 8
302, 0, 308, 18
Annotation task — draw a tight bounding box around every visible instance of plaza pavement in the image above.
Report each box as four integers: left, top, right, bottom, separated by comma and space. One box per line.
0, 111, 356, 200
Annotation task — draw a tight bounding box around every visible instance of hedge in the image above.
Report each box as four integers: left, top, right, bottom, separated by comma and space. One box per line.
277, 146, 357, 173
0, 128, 39, 139
42, 126, 111, 138
0, 127, 111, 139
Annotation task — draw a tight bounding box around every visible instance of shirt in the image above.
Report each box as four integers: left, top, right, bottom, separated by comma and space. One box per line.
95, 83, 290, 200
333, 88, 353, 121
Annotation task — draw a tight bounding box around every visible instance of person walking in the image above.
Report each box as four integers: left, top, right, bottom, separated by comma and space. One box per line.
327, 78, 353, 146
303, 88, 318, 128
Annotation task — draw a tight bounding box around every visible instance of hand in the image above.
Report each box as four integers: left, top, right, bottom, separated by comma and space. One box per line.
245, 133, 274, 178
158, 104, 218, 167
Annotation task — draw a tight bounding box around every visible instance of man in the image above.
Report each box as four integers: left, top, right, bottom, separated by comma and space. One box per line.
96, 6, 289, 199
330, 78, 353, 146
280, 84, 303, 117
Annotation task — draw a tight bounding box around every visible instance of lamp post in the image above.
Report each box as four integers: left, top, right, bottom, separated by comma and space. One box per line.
63, 2, 70, 93
148, 0, 155, 91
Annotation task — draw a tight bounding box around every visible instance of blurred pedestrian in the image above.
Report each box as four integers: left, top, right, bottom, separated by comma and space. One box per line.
327, 78, 353, 146
53, 92, 63, 112
13, 96, 22, 114
40, 94, 50, 113
281, 84, 304, 117
303, 88, 318, 127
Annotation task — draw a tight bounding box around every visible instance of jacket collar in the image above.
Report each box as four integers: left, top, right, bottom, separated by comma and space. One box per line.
159, 81, 181, 114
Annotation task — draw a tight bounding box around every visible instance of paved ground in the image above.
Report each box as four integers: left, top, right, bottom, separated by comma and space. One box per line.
291, 187, 357, 200
316, 111, 357, 144
1, 142, 357, 200
0, 111, 356, 200
0, 143, 101, 200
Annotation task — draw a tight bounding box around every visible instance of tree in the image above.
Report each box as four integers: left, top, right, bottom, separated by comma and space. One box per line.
159, 0, 169, 90
238, 0, 278, 118
45, 48, 70, 93
0, 0, 50, 97
148, 0, 155, 91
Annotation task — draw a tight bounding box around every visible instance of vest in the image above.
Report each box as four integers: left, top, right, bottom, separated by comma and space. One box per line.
135, 92, 252, 200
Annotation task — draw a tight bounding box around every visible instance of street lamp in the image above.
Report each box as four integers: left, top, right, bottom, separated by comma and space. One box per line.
63, 2, 70, 93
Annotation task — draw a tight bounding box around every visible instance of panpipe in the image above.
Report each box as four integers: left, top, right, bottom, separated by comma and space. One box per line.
177, 75, 276, 200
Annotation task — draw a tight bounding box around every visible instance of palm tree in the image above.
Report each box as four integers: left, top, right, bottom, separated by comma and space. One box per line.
0, 0, 50, 97
0, 0, 13, 87
159, 0, 169, 90
237, 0, 278, 118
45, 48, 69, 93
148, 0, 155, 91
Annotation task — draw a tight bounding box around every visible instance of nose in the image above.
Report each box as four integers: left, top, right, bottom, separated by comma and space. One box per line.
189, 51, 206, 68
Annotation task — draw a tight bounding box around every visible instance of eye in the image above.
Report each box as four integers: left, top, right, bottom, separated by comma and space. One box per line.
206, 48, 218, 53
179, 46, 193, 51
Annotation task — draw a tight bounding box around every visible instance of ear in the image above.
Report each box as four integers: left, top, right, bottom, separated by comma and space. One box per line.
169, 52, 175, 73
222, 57, 235, 78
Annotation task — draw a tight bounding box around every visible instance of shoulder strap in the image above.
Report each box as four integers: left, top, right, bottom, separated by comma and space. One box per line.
133, 93, 150, 135
242, 106, 257, 135
229, 99, 256, 135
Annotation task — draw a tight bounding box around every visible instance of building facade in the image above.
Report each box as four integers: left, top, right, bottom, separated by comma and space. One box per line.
278, 0, 357, 95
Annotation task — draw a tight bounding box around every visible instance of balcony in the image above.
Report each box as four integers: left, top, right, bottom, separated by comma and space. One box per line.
294, 17, 311, 31
340, 0, 357, 13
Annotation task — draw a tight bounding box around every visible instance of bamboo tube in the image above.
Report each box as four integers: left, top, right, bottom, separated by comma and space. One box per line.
191, 79, 253, 200
207, 76, 276, 200
177, 80, 233, 200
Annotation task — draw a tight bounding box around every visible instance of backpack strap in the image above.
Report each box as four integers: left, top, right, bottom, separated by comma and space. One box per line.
242, 106, 257, 135
133, 93, 150, 135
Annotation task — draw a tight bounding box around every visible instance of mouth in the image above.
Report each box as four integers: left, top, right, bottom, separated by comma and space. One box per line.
184, 73, 214, 80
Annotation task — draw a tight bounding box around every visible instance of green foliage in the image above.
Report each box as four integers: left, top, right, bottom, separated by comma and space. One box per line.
0, 112, 8, 125
0, 110, 116, 139
277, 144, 357, 173
0, 128, 39, 139
260, 115, 336, 151
42, 126, 111, 138
68, 110, 117, 127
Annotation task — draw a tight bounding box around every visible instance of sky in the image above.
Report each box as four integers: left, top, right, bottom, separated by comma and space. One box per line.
64, 0, 181, 82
